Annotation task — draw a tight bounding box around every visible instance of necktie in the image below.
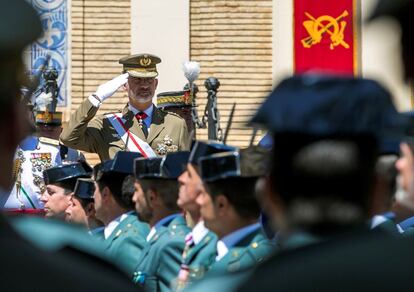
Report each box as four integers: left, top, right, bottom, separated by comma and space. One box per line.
135, 112, 148, 138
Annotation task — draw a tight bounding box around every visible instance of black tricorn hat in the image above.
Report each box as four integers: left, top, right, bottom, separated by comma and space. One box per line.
93, 151, 143, 181
43, 162, 92, 186
189, 141, 237, 166
73, 178, 95, 200
199, 146, 270, 182
250, 75, 409, 146
134, 151, 190, 180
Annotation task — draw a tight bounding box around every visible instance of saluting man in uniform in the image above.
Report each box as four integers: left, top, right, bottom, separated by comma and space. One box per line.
60, 54, 190, 161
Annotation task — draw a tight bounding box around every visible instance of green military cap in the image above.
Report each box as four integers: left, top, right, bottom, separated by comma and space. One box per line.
119, 53, 161, 78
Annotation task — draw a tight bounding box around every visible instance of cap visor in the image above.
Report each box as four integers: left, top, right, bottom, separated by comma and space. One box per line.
127, 70, 158, 78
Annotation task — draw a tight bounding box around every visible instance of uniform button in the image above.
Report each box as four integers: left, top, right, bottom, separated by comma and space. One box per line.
251, 242, 258, 249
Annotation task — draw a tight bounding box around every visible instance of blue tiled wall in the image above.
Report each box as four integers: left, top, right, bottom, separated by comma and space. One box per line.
29, 0, 68, 106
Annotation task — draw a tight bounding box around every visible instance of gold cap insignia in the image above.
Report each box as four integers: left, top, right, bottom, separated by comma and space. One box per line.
139, 55, 152, 67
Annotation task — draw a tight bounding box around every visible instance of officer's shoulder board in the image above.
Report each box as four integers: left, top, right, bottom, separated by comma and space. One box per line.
39, 137, 60, 146
101, 109, 123, 121
160, 109, 185, 121
245, 239, 274, 264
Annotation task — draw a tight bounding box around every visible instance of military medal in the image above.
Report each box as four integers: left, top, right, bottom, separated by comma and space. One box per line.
13, 150, 26, 209
30, 153, 52, 195
176, 264, 190, 290
155, 135, 178, 155
30, 153, 52, 172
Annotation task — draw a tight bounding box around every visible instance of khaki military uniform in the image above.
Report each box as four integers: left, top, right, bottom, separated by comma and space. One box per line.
60, 98, 190, 161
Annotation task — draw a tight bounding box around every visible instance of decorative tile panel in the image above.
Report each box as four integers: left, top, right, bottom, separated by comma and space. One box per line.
28, 0, 68, 106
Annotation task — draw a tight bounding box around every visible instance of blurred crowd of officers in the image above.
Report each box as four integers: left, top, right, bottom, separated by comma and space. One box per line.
3, 0, 414, 291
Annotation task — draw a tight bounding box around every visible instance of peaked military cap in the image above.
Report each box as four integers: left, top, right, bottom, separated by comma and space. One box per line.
43, 162, 92, 186
199, 146, 269, 182
135, 151, 190, 179
189, 141, 237, 165
157, 90, 192, 108
73, 178, 95, 200
119, 53, 161, 78
93, 151, 143, 181
250, 75, 409, 140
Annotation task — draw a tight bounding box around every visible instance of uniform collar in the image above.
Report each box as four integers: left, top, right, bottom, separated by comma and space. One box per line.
154, 213, 181, 229
220, 222, 261, 249
191, 221, 210, 245
19, 135, 39, 151
371, 215, 389, 229
128, 103, 154, 119
215, 240, 228, 261
146, 213, 182, 242
89, 226, 105, 235
104, 211, 133, 239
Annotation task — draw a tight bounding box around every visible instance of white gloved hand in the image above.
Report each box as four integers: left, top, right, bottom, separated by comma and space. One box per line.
94, 73, 129, 101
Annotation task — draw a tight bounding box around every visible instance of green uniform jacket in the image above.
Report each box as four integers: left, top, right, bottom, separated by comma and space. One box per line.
60, 98, 190, 161
179, 230, 218, 286
1, 215, 140, 292
207, 229, 274, 274
133, 215, 191, 292
104, 213, 150, 277
185, 268, 253, 292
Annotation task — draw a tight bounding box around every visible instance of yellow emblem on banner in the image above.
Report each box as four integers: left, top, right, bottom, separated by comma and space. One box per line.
301, 10, 350, 50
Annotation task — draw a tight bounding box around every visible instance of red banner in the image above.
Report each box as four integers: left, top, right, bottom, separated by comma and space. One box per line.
294, 0, 358, 75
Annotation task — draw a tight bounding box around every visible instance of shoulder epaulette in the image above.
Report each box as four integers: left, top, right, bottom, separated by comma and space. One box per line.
38, 137, 60, 146
160, 109, 185, 120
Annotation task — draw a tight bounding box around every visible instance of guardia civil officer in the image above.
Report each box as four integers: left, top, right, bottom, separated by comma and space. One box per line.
92, 151, 150, 276
132, 152, 191, 291
40, 162, 91, 219
65, 178, 104, 237
188, 146, 275, 291
174, 141, 236, 290
60, 54, 190, 161
370, 0, 414, 234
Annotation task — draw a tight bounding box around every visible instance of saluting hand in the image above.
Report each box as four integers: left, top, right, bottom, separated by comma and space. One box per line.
94, 73, 129, 102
